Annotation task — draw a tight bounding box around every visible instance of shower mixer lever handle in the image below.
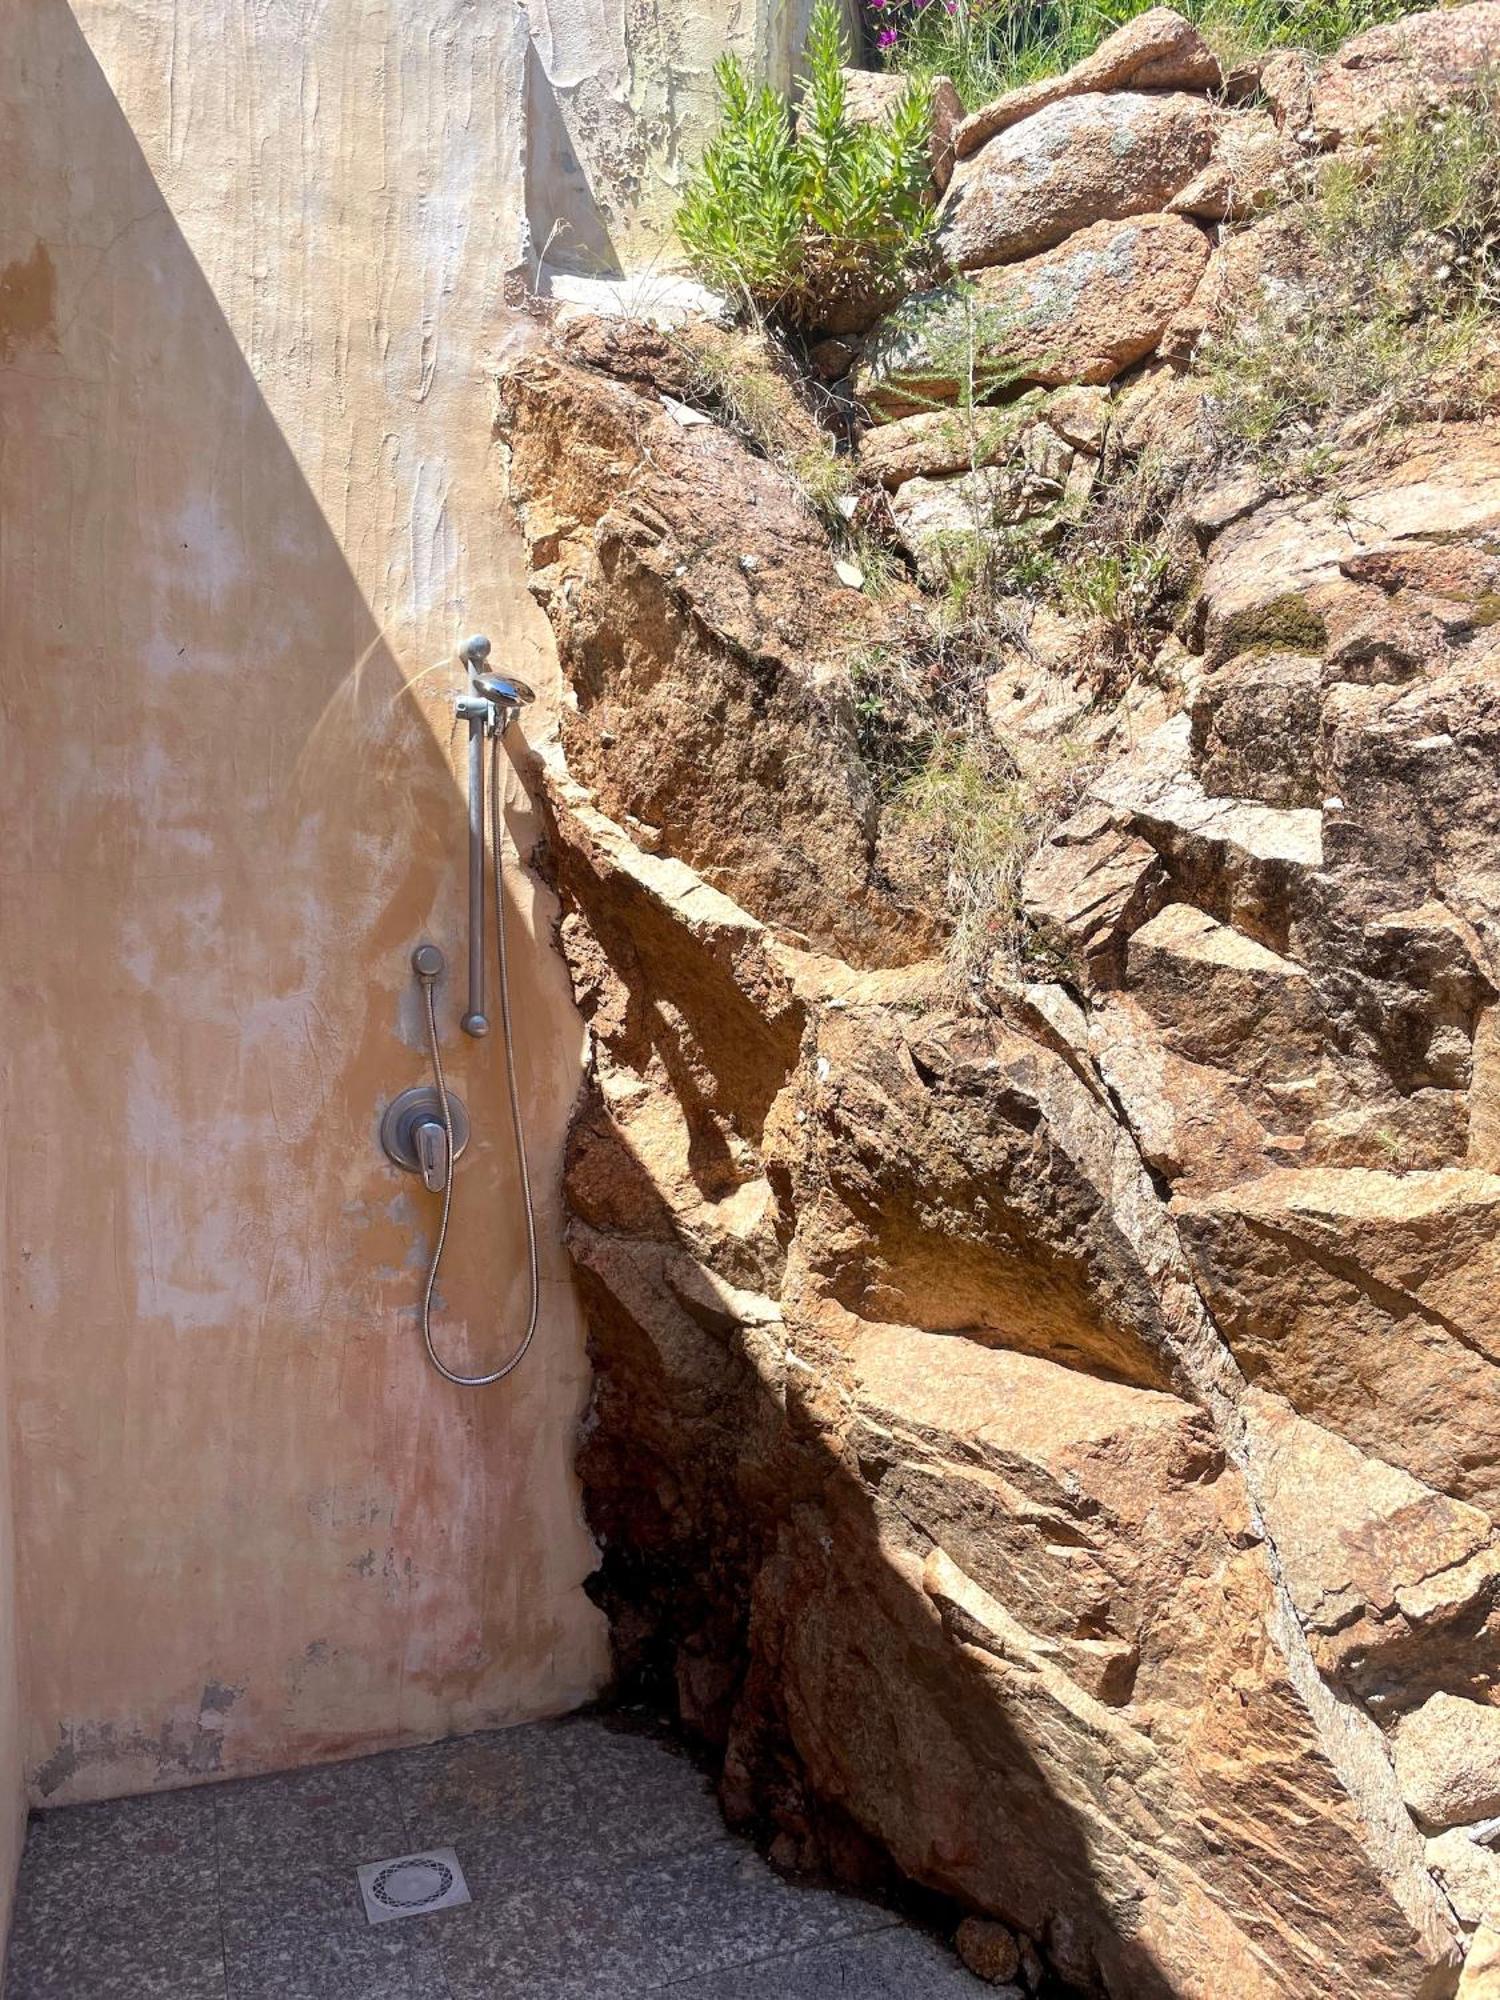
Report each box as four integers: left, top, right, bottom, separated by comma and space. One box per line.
413, 1117, 449, 1194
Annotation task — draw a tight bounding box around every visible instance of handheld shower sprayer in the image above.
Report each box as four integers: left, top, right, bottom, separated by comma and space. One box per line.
460, 633, 535, 734
380, 635, 541, 1388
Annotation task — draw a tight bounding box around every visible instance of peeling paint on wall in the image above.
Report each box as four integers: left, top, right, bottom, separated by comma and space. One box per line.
32, 1683, 245, 1803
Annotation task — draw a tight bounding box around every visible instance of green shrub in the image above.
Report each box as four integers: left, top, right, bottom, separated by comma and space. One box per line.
676, 1, 937, 332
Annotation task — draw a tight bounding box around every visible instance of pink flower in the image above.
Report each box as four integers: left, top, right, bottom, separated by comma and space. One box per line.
877, 23, 898, 42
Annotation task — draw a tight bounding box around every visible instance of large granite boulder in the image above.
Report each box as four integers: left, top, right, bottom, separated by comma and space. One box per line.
855, 213, 1211, 413
954, 7, 1222, 158
1312, 0, 1500, 146
940, 91, 1217, 272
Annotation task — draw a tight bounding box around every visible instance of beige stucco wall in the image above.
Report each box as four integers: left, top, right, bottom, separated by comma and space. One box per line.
0, 0, 636, 1820
0, 1334, 24, 1944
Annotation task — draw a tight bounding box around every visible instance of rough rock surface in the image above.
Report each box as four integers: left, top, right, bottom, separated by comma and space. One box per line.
1397, 1696, 1500, 1831
497, 17, 1500, 1982
856, 214, 1211, 411
890, 466, 1059, 583
1312, 0, 1500, 145
886, 416, 1097, 581
495, 304, 1500, 1998
1167, 109, 1300, 222
1429, 1830, 1500, 1928
495, 340, 941, 968
1464, 1926, 1500, 1999
954, 7, 1222, 157
939, 91, 1217, 272
858, 399, 1047, 490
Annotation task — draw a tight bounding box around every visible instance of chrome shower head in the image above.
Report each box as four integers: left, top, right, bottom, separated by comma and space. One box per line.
471, 670, 536, 710
458, 634, 534, 723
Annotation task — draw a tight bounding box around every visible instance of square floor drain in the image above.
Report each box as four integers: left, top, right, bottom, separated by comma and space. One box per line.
356, 1846, 471, 1924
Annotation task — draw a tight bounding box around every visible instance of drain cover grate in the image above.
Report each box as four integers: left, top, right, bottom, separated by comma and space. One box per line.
356, 1846, 471, 1925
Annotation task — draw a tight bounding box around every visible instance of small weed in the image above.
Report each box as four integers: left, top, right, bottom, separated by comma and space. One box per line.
886, 731, 1097, 991
668, 321, 859, 524
857, 274, 1045, 420
844, 528, 910, 598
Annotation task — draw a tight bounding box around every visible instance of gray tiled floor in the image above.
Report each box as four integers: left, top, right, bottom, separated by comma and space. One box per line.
3, 1714, 988, 1998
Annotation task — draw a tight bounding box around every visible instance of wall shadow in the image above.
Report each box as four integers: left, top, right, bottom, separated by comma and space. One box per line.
525, 45, 624, 278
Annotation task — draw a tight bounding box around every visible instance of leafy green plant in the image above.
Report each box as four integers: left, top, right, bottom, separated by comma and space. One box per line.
676, 0, 937, 332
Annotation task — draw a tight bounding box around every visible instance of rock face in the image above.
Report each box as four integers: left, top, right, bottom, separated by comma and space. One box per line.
1167, 109, 1297, 222
1312, 0, 1500, 144
496, 10, 1500, 1995
954, 7, 1222, 157
496, 339, 941, 969
856, 214, 1211, 410
498, 306, 1500, 1999
940, 92, 1217, 271
1396, 1696, 1500, 1830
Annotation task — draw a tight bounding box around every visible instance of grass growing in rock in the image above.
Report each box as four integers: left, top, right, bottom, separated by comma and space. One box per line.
1200, 91, 1500, 469
888, 732, 1097, 986
668, 322, 860, 519
877, 0, 1424, 114
850, 576, 1098, 992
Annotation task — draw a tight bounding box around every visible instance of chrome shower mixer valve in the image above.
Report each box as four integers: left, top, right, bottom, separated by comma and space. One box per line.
379, 634, 539, 1389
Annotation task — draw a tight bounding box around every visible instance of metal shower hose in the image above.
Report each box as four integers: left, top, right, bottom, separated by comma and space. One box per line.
418, 728, 540, 1387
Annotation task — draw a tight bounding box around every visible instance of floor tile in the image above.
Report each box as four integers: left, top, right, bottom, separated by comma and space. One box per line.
4, 1904, 226, 2000
213, 1755, 407, 1882
390, 1715, 722, 1879
434, 1837, 888, 2000
218, 1858, 369, 1957
658, 1925, 992, 1995
386, 1724, 586, 1851
225, 1925, 449, 2000
4, 1719, 961, 2000
9, 1788, 220, 1945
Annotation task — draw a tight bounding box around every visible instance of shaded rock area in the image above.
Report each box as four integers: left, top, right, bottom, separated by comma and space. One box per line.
493, 7, 1500, 1995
